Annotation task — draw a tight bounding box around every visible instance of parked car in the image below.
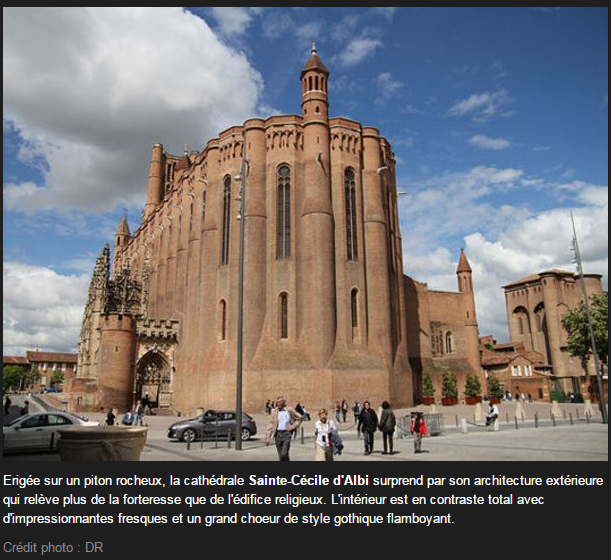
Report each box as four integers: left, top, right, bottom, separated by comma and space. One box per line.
3, 411, 99, 454
43, 386, 62, 393
167, 410, 257, 442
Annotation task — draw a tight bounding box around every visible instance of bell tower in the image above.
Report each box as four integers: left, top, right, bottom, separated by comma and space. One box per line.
301, 43, 329, 122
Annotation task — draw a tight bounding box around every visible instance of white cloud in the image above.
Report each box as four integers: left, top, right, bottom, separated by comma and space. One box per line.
469, 134, 510, 150
401, 172, 608, 341
3, 262, 90, 355
3, 7, 263, 214
372, 8, 397, 21
448, 90, 513, 122
376, 72, 403, 105
336, 38, 382, 67
209, 7, 263, 37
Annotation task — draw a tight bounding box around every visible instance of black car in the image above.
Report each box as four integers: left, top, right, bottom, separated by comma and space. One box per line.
167, 410, 257, 442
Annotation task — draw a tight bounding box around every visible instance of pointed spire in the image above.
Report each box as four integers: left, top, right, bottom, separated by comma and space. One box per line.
456, 248, 472, 273
301, 43, 329, 77
116, 215, 131, 236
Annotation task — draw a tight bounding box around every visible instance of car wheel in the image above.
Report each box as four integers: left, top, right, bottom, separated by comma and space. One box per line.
182, 429, 197, 443
241, 428, 251, 441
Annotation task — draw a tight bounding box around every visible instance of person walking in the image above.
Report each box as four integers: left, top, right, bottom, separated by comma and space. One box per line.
358, 401, 378, 455
352, 401, 361, 426
410, 411, 427, 453
334, 401, 341, 422
265, 396, 303, 461
4, 394, 12, 415
133, 400, 144, 426
341, 400, 348, 423
314, 408, 336, 461
378, 401, 396, 455
19, 400, 29, 416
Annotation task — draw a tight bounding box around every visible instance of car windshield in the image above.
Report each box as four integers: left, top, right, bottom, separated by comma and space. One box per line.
6, 415, 30, 427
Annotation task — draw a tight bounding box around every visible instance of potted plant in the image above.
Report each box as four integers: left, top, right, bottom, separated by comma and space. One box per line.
464, 373, 482, 405
487, 374, 503, 404
422, 372, 435, 405
441, 369, 458, 406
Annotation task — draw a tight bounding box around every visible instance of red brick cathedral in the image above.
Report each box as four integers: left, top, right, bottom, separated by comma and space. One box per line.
70, 47, 482, 414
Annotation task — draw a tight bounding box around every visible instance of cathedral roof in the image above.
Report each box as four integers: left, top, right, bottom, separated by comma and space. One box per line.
301, 43, 329, 77
502, 269, 575, 289
456, 248, 472, 273
116, 216, 131, 236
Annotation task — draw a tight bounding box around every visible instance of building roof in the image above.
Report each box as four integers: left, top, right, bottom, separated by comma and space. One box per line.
3, 356, 29, 366
175, 151, 191, 172
503, 269, 578, 289
301, 43, 329, 77
456, 248, 472, 273
26, 351, 77, 364
481, 349, 544, 367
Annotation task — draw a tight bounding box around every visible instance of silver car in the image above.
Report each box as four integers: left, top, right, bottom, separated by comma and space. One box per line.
3, 411, 99, 453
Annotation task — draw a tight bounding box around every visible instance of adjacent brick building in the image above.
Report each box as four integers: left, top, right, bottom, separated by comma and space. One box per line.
69, 47, 483, 414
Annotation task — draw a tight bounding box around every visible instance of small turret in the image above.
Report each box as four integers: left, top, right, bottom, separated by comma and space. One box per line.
456, 248, 473, 292
301, 43, 329, 121
114, 216, 131, 249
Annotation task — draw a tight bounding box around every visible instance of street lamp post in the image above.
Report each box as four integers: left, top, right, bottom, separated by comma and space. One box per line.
235, 144, 249, 450
570, 212, 607, 424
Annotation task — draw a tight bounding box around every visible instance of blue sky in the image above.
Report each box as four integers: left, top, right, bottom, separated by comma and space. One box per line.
3, 7, 608, 354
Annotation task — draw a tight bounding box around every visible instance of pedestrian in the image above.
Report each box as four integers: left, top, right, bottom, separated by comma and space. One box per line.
19, 400, 29, 416
265, 396, 303, 461
485, 401, 499, 426
121, 410, 134, 425
341, 399, 348, 423
358, 400, 378, 455
335, 401, 341, 422
528, 393, 532, 403
314, 408, 336, 461
410, 412, 427, 453
352, 400, 361, 425
134, 400, 144, 426
378, 400, 396, 455
521, 392, 526, 403
293, 403, 305, 439
4, 394, 12, 415
106, 408, 116, 426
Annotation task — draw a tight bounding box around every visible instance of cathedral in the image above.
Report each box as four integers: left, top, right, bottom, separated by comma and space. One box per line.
69, 47, 482, 414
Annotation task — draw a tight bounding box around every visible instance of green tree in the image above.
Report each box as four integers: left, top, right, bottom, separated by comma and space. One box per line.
422, 372, 435, 398
561, 292, 608, 368
3, 365, 24, 392
23, 365, 40, 391
464, 374, 482, 397
441, 369, 458, 399
487, 374, 503, 399
51, 369, 65, 387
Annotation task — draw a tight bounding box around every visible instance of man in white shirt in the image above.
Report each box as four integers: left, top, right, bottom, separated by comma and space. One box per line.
265, 396, 303, 461
485, 402, 499, 426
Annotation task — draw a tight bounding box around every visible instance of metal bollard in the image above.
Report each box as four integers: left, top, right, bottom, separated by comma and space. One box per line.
187, 438, 191, 451
505, 413, 509, 424
514, 416, 519, 430
570, 413, 573, 425
227, 428, 232, 448
455, 415, 458, 427
563, 409, 567, 420
300, 426, 304, 445
576, 410, 579, 420
49, 432, 55, 453
586, 412, 591, 424
534, 412, 538, 428
551, 413, 556, 427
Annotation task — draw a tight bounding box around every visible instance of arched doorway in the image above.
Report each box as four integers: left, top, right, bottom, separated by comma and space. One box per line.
135, 351, 171, 409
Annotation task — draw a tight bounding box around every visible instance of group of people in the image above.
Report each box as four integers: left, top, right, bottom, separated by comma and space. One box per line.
264, 396, 428, 460
502, 391, 532, 403
3, 395, 30, 417
106, 395, 154, 427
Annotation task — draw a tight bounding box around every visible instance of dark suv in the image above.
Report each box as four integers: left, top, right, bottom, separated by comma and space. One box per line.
167, 410, 257, 442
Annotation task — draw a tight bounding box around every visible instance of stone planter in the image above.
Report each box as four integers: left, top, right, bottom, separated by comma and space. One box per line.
441, 397, 458, 406
422, 397, 435, 405
58, 426, 148, 461
465, 396, 482, 405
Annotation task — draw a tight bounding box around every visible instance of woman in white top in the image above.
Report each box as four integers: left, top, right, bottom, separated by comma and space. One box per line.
314, 408, 336, 461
